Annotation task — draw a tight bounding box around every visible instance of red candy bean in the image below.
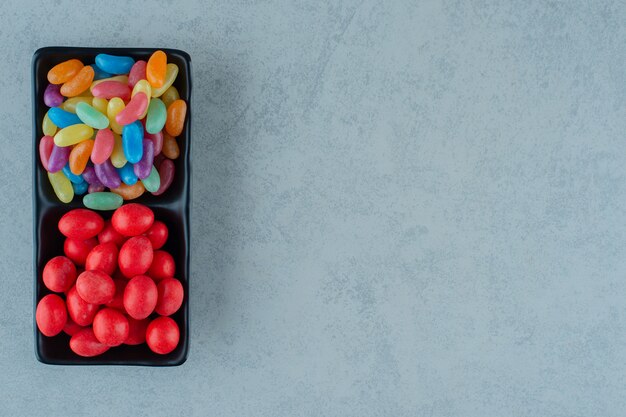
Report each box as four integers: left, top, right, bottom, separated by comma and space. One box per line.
42, 255, 77, 292
115, 92, 148, 125
93, 308, 129, 347
66, 286, 99, 326
62, 317, 84, 336
76, 270, 115, 304
124, 317, 149, 345
118, 236, 153, 278
147, 250, 175, 281
85, 242, 119, 276
146, 316, 179, 354
70, 328, 110, 357
111, 203, 154, 236
143, 220, 168, 250
92, 81, 131, 100
91, 128, 115, 164
123, 275, 158, 319
98, 220, 126, 247
63, 237, 98, 266
59, 209, 104, 239
36, 294, 67, 337
105, 278, 127, 310
155, 278, 184, 316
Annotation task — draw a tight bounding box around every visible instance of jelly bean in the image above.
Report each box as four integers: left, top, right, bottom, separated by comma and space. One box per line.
148, 250, 175, 280
107, 97, 125, 135
132, 79, 151, 119
144, 221, 168, 250
62, 164, 85, 184
154, 152, 166, 169
128, 60, 147, 88
123, 274, 157, 317
64, 237, 98, 266
141, 165, 161, 193
73, 180, 88, 195
165, 99, 187, 136
48, 171, 74, 203
36, 294, 67, 337
83, 192, 124, 211
98, 220, 126, 246
88, 184, 105, 193
43, 256, 77, 293
63, 318, 84, 336
90, 63, 112, 80
91, 97, 108, 115
48, 145, 71, 173
162, 133, 180, 159
116, 92, 148, 126
48, 59, 83, 84
60, 96, 92, 113
91, 128, 114, 164
112, 203, 154, 236
118, 162, 138, 185
111, 182, 145, 200
42, 110, 57, 136
145, 98, 166, 134
125, 317, 149, 345
60, 65, 94, 97
81, 166, 99, 185
68, 139, 94, 175
59, 209, 104, 239
146, 130, 163, 156
110, 132, 127, 168
78, 88, 93, 98
39, 135, 54, 170
70, 327, 110, 357
92, 81, 131, 100
76, 270, 115, 304
66, 285, 99, 326
134, 139, 154, 179
155, 278, 183, 316
94, 159, 122, 189
76, 102, 109, 129
90, 75, 128, 93
122, 120, 144, 163
146, 316, 179, 354
161, 86, 180, 108
151, 63, 178, 97
48, 107, 82, 128
147, 50, 167, 88
95, 54, 135, 75
152, 159, 175, 196
43, 84, 64, 107
93, 308, 129, 346
54, 124, 93, 147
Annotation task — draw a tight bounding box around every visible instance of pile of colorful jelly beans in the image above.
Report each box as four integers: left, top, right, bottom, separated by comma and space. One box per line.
40, 51, 187, 210
35, 204, 183, 356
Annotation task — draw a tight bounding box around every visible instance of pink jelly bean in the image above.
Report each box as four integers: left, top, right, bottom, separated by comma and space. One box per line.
94, 160, 121, 189
92, 81, 131, 100
39, 136, 54, 170
145, 130, 163, 156
115, 93, 148, 126
128, 60, 147, 88
134, 139, 154, 179
91, 128, 115, 164
48, 145, 71, 173
88, 184, 105, 193
152, 159, 175, 196
44, 84, 64, 107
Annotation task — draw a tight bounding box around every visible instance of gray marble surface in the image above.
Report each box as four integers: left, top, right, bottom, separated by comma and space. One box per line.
1, 0, 626, 415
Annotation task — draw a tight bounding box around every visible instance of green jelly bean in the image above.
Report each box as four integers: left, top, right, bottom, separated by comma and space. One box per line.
141, 165, 161, 192
145, 98, 167, 134
48, 171, 74, 203
76, 102, 110, 129
83, 192, 123, 210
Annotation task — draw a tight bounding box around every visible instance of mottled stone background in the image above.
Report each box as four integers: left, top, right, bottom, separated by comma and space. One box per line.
1, 0, 625, 415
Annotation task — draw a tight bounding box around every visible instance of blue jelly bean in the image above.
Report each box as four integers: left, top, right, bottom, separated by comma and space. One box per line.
122, 120, 143, 164
48, 107, 82, 128
117, 163, 138, 185
95, 54, 135, 75
62, 164, 85, 184
73, 180, 88, 195
90, 64, 112, 80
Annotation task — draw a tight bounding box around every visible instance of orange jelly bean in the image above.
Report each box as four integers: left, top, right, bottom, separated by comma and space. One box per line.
60, 66, 95, 98
161, 133, 180, 159
48, 59, 84, 85
69, 140, 94, 175
165, 99, 186, 137
146, 50, 167, 89
111, 182, 145, 200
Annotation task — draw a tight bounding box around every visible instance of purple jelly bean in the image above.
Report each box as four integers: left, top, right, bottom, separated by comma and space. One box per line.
82, 165, 103, 186
133, 139, 154, 179
152, 159, 175, 196
47, 145, 71, 173
43, 84, 64, 107
88, 184, 105, 193
94, 160, 121, 189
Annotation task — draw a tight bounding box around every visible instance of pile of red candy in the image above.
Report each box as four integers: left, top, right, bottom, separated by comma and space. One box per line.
35, 203, 183, 356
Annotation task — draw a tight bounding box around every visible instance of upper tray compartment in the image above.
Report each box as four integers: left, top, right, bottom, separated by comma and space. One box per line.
32, 47, 191, 209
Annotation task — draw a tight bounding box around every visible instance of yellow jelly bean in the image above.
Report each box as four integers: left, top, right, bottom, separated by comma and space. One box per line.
42, 111, 57, 136
92, 97, 108, 114
132, 80, 151, 119
151, 63, 178, 97
54, 124, 94, 147
110, 132, 127, 168
60, 97, 92, 113
90, 75, 128, 94
107, 97, 125, 135
161, 86, 180, 108
48, 171, 74, 203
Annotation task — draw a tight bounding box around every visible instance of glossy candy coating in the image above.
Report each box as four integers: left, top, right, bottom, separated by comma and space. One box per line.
91, 128, 114, 164
161, 133, 180, 159
73, 180, 88, 195
60, 96, 92, 113
48, 107, 82, 128
141, 165, 161, 193
85, 242, 118, 275
54, 124, 93, 147
151, 63, 178, 97
95, 54, 135, 75
62, 318, 84, 336
106, 278, 127, 310
76, 102, 109, 129
59, 209, 104, 239
42, 111, 57, 136
43, 256, 77, 293
93, 308, 129, 346
122, 120, 144, 163
70, 328, 110, 357
92, 80, 131, 100
90, 75, 128, 93
134, 139, 154, 179
145, 130, 163, 156
152, 159, 175, 196
110, 132, 127, 168
48, 145, 71, 173
66, 286, 99, 326
123, 275, 157, 319
98, 220, 126, 247
146, 316, 179, 354
44, 84, 64, 107
132, 80, 151, 119
76, 270, 115, 304
48, 59, 83, 84
62, 163, 84, 184
107, 97, 125, 135
118, 237, 154, 278
83, 192, 123, 211
144, 221, 168, 250
161, 86, 179, 108
155, 278, 184, 316
69, 139, 94, 175
48, 171, 74, 203
64, 237, 98, 266
39, 135, 54, 170
145, 98, 166, 134
116, 92, 148, 125
118, 163, 138, 185
91, 97, 108, 114
112, 204, 154, 236
111, 182, 145, 200
94, 159, 122, 189
147, 50, 167, 88
60, 66, 94, 97
36, 294, 67, 337
147, 250, 175, 280
90, 64, 112, 80
165, 99, 187, 136
81, 166, 100, 185
128, 60, 146, 88
124, 317, 149, 345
